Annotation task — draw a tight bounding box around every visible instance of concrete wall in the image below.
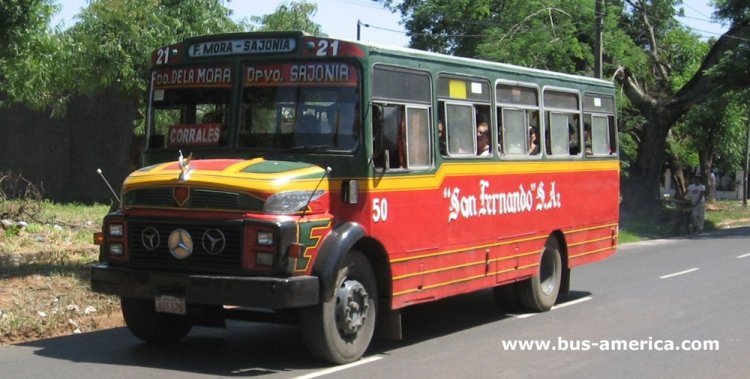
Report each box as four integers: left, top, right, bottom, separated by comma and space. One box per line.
0, 89, 135, 203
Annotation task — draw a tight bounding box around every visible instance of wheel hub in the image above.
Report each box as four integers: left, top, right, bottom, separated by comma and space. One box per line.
335, 279, 369, 336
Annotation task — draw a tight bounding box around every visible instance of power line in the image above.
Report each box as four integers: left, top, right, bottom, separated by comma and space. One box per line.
682, 1, 711, 19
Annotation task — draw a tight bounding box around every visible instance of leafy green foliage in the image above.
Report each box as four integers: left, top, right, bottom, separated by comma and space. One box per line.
0, 0, 57, 57
64, 0, 242, 104
1, 0, 243, 116
250, 1, 325, 35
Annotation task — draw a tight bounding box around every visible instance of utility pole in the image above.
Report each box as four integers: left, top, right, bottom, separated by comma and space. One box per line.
357, 20, 370, 41
744, 107, 750, 206
594, 0, 604, 79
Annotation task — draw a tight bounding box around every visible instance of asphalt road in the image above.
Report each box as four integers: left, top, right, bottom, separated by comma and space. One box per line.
2, 228, 749, 378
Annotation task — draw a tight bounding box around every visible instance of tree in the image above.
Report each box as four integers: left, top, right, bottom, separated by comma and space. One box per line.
0, 0, 56, 57
251, 1, 325, 36
385, 0, 750, 206
1, 0, 243, 116
615, 0, 750, 205
0, 0, 58, 108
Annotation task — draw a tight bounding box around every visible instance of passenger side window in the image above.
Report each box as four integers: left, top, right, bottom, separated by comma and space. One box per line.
496, 84, 540, 158
583, 93, 617, 156
438, 76, 492, 158
543, 90, 581, 157
372, 65, 433, 170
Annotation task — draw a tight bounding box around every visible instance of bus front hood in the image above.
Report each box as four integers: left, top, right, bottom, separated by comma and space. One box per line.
120, 157, 330, 214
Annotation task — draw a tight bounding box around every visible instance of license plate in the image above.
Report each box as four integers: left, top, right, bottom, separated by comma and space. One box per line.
155, 295, 186, 315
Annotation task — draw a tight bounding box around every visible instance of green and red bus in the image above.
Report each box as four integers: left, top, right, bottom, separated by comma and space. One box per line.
92, 31, 619, 364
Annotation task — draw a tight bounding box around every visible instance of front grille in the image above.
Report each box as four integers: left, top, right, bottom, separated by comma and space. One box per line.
132, 188, 172, 206
126, 219, 243, 274
191, 189, 240, 208
123, 187, 264, 212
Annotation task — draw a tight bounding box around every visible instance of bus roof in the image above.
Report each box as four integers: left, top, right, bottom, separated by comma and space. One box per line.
159, 31, 614, 90
357, 39, 615, 89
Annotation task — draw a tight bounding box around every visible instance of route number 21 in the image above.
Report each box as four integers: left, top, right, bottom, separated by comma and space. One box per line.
315, 40, 340, 56
372, 198, 388, 223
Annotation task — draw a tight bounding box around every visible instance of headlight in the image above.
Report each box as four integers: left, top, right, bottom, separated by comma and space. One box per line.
257, 231, 274, 246
263, 190, 324, 215
109, 243, 124, 256
108, 224, 124, 237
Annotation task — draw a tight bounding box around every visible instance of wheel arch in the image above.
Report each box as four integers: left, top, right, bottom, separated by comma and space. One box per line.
312, 223, 392, 303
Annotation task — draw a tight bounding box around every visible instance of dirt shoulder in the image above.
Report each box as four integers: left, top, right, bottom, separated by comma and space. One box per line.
0, 246, 124, 345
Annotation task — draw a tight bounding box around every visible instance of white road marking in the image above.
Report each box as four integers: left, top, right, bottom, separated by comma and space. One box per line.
551, 295, 593, 310
293, 356, 383, 379
737, 253, 750, 259
515, 296, 593, 319
659, 267, 699, 279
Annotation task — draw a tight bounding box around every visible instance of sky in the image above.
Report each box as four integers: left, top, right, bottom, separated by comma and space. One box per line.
53, 0, 729, 47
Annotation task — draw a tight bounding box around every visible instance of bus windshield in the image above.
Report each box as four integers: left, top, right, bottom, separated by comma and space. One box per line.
239, 61, 361, 153
146, 61, 361, 154
148, 65, 233, 150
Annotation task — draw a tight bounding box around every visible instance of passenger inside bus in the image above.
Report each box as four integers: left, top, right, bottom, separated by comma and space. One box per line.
477, 120, 491, 156
528, 127, 539, 155
437, 120, 447, 155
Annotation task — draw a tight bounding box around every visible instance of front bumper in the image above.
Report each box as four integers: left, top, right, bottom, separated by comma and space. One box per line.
91, 264, 319, 309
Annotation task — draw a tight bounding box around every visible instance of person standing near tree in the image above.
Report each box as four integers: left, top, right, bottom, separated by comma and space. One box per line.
687, 175, 706, 233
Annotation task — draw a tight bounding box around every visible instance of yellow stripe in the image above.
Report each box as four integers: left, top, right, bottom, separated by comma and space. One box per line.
390, 233, 546, 264
568, 235, 615, 248
394, 247, 541, 281
566, 223, 619, 234
393, 263, 539, 297
393, 260, 486, 280
569, 246, 616, 259
489, 249, 539, 263
390, 222, 617, 265
368, 160, 618, 192
391, 222, 619, 296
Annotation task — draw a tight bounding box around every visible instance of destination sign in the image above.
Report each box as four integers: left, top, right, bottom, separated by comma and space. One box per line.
245, 63, 358, 87
188, 37, 297, 57
168, 123, 222, 147
152, 66, 232, 89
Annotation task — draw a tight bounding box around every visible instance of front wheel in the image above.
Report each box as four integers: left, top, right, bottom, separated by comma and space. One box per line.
518, 237, 562, 312
120, 296, 192, 344
301, 250, 378, 364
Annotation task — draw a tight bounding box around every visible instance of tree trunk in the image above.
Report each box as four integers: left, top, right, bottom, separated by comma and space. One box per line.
627, 119, 671, 207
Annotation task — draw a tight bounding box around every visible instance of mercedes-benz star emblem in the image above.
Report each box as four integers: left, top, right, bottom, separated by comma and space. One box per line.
202, 228, 226, 255
141, 227, 160, 251
168, 229, 193, 259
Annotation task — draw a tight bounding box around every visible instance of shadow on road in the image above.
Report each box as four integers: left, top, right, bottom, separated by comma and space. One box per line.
20, 289, 593, 376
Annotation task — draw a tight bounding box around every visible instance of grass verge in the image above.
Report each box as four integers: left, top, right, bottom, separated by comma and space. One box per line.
0, 201, 123, 344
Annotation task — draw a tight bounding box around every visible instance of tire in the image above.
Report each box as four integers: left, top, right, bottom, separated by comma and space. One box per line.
301, 250, 378, 364
120, 296, 192, 344
518, 237, 562, 312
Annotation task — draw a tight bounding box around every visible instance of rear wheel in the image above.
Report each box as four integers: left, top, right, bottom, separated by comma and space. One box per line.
518, 238, 562, 312
120, 296, 192, 344
301, 250, 377, 364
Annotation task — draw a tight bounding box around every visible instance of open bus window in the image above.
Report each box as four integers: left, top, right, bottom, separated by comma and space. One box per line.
240, 85, 360, 152
543, 90, 581, 157
372, 103, 432, 170
148, 87, 230, 149
584, 114, 616, 155
582, 94, 617, 156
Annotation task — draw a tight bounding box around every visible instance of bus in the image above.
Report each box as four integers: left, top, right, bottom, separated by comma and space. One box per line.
91, 31, 619, 364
